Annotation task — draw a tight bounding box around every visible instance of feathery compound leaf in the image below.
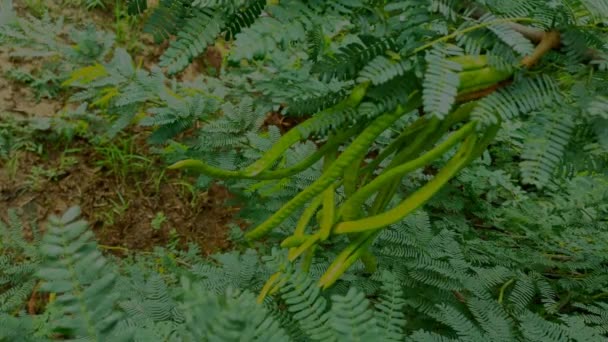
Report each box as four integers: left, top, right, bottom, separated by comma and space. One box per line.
375, 272, 407, 341
313, 36, 397, 82
37, 207, 130, 340
423, 46, 463, 119
224, 0, 266, 41
180, 278, 289, 341
520, 109, 576, 188
329, 287, 379, 340
358, 56, 410, 85
306, 24, 324, 62
471, 75, 561, 127
281, 271, 334, 341
142, 0, 192, 42
159, 9, 224, 75
477, 13, 535, 56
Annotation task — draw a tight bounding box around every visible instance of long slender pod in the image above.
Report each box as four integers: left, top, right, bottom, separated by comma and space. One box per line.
168, 124, 362, 180
343, 153, 364, 199
317, 232, 375, 289
458, 67, 512, 91
245, 93, 422, 240
333, 133, 478, 234
288, 232, 321, 261
337, 121, 476, 219
358, 116, 430, 185
468, 119, 502, 163
320, 121, 500, 286
319, 147, 337, 241
244, 82, 370, 176
447, 54, 489, 71
368, 101, 477, 214
302, 245, 316, 272
292, 195, 323, 235
357, 100, 473, 187
368, 118, 441, 214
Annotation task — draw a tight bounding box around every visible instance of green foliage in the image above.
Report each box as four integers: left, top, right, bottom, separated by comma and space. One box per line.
36, 207, 129, 339
2, 0, 608, 340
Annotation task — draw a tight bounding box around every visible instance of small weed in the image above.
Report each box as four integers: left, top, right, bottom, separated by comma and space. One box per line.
172, 180, 201, 208
0, 118, 42, 159
5, 152, 21, 180
151, 211, 167, 230
23, 0, 46, 17
167, 228, 180, 250
112, 0, 145, 54
24, 150, 79, 190
94, 136, 152, 183
100, 190, 130, 228
27, 167, 55, 191
5, 68, 62, 101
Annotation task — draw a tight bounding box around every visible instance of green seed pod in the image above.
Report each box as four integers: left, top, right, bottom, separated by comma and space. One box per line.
334, 133, 479, 234
458, 67, 512, 92
245, 93, 423, 241
244, 82, 371, 176
318, 233, 374, 289
319, 149, 337, 241
281, 234, 312, 248
448, 55, 489, 71
338, 121, 476, 219
167, 124, 362, 180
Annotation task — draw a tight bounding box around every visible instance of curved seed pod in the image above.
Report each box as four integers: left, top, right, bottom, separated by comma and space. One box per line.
343, 152, 364, 199
359, 117, 430, 180
245, 94, 422, 241
318, 233, 375, 289
338, 121, 476, 218
244, 82, 371, 176
288, 232, 321, 261
293, 195, 323, 237
257, 271, 283, 303
333, 133, 478, 234
358, 99, 474, 187
168, 124, 362, 180
448, 54, 489, 71
457, 79, 505, 97
458, 67, 512, 92
369, 118, 441, 214
468, 118, 502, 163
301, 245, 316, 273
368, 101, 477, 214
168, 159, 247, 179
319, 148, 337, 241
281, 234, 312, 248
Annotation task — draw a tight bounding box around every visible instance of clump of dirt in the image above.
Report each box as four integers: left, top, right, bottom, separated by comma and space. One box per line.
0, 133, 242, 256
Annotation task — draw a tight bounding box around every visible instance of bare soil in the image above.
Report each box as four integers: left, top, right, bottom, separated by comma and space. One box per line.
0, 1, 242, 256
0, 129, 240, 255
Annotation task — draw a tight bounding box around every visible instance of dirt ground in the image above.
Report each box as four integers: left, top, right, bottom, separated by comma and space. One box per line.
0, 1, 241, 256
0, 137, 239, 255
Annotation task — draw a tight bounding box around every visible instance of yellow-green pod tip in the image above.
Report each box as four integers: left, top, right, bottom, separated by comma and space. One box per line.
167, 159, 200, 170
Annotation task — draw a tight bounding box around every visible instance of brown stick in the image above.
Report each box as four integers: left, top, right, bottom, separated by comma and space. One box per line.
470, 7, 603, 63
521, 31, 561, 68
507, 22, 546, 43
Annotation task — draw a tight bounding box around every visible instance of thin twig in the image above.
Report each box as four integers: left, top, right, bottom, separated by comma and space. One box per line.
521, 31, 561, 68
470, 7, 603, 62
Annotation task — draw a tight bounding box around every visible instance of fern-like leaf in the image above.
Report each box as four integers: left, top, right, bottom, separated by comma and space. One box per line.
423, 46, 463, 119
520, 109, 575, 188
37, 206, 130, 340
158, 9, 224, 75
